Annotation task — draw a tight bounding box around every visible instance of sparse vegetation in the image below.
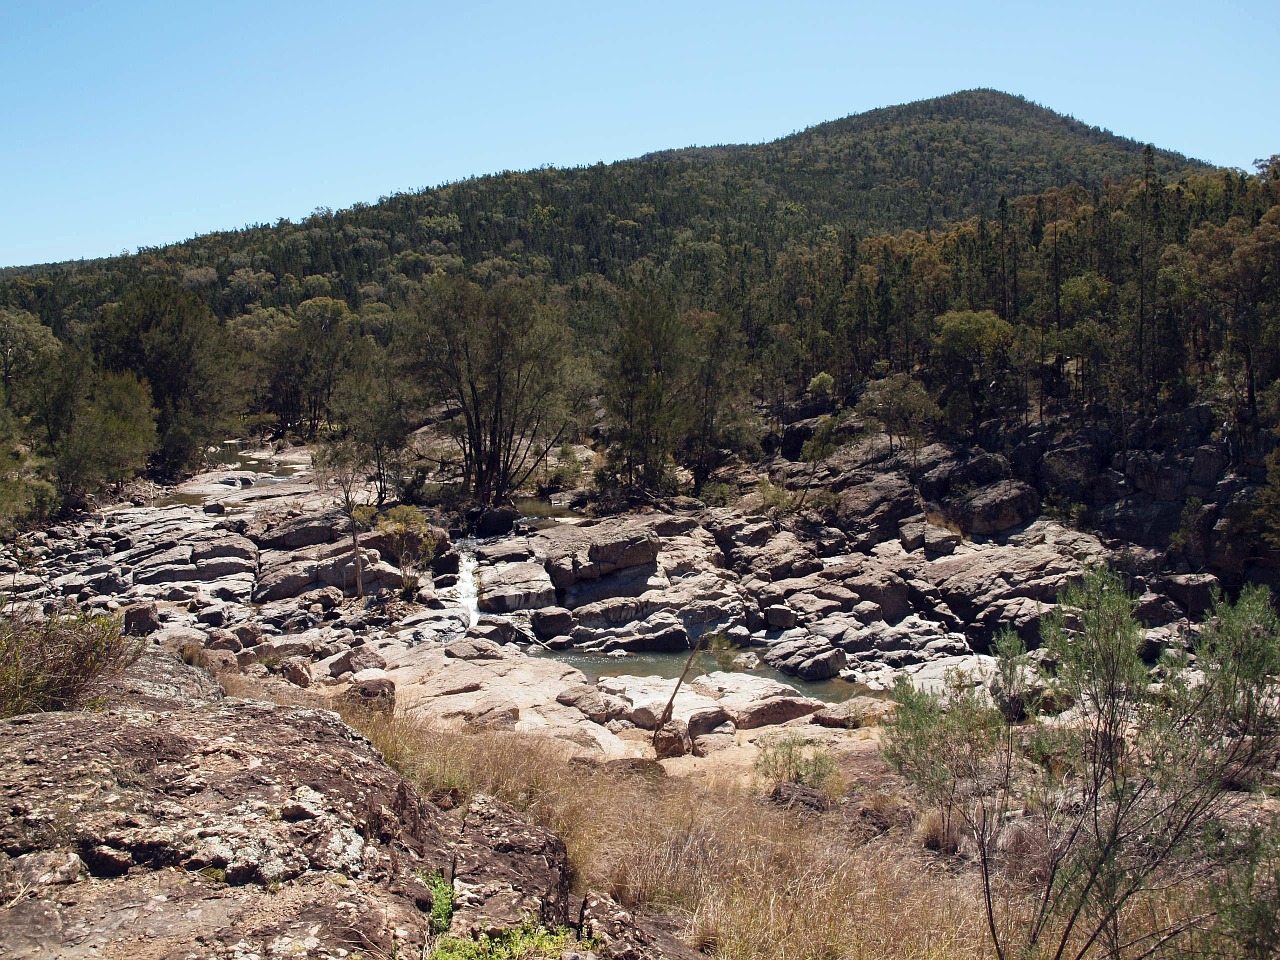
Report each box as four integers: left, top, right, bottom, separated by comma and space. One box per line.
0, 602, 141, 718
328, 706, 991, 960
426, 870, 454, 935
884, 568, 1280, 960
375, 504, 440, 600
429, 918, 577, 960
752, 731, 840, 794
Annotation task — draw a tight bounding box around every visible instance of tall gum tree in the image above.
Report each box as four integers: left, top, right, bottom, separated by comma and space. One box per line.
407, 275, 568, 506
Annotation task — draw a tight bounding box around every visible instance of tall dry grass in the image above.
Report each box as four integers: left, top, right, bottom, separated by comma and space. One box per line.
219, 671, 1242, 960
349, 709, 995, 960
0, 604, 142, 718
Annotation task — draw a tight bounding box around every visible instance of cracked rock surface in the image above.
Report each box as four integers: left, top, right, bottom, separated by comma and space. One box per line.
0, 649, 678, 959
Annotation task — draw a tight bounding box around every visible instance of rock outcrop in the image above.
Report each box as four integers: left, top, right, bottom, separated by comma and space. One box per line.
0, 649, 684, 959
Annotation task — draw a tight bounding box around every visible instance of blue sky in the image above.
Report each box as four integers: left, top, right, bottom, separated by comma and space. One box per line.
3, 0, 1277, 267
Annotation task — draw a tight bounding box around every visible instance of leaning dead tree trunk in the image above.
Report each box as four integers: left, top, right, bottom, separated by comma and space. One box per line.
313, 440, 371, 600
652, 624, 715, 750
348, 514, 365, 598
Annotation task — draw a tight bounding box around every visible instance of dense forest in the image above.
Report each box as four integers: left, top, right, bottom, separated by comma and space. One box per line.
0, 88, 1276, 529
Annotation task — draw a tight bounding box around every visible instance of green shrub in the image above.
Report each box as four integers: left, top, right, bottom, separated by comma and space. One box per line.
698, 481, 736, 507
753, 732, 838, 793
753, 479, 795, 525
430, 918, 577, 959
806, 371, 835, 402
426, 870, 454, 935
544, 444, 583, 491
0, 604, 142, 718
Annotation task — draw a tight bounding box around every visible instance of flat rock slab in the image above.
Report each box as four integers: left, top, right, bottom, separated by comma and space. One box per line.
597, 675, 723, 730
691, 671, 824, 728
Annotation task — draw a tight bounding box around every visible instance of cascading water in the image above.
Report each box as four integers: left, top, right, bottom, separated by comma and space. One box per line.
451, 538, 481, 629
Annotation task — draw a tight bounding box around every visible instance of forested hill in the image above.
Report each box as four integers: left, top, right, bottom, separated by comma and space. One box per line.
5, 90, 1204, 296
643, 89, 1207, 230
3, 87, 1273, 525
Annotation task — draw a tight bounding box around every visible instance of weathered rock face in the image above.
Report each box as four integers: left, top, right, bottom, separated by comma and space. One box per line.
927, 520, 1105, 645
254, 542, 403, 603
763, 630, 847, 680
0, 650, 681, 959
477, 561, 557, 613
251, 511, 343, 551
534, 518, 662, 593
947, 480, 1041, 535
449, 795, 570, 938
572, 610, 691, 653
579, 892, 702, 960
0, 651, 456, 959
828, 473, 920, 550
692, 672, 824, 729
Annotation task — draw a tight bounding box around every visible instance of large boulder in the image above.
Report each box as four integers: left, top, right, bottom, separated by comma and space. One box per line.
691, 672, 823, 728
530, 606, 576, 641
597, 674, 721, 730
474, 506, 519, 537
477, 561, 557, 613
252, 559, 316, 602
122, 600, 161, 636
252, 512, 343, 551
949, 480, 1040, 535
762, 630, 847, 680
573, 610, 691, 653
925, 526, 1100, 645
828, 473, 920, 550
533, 518, 661, 590
731, 530, 823, 581
570, 569, 746, 632
563, 562, 668, 608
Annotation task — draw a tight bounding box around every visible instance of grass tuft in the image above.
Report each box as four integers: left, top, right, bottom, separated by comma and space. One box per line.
0, 602, 142, 718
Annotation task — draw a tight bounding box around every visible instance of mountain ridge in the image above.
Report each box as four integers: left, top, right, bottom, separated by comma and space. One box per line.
3, 89, 1211, 275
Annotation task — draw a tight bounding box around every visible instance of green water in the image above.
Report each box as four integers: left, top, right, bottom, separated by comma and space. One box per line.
530, 647, 867, 703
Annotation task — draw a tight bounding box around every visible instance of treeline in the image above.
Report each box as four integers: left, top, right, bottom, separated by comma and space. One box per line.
0, 91, 1275, 524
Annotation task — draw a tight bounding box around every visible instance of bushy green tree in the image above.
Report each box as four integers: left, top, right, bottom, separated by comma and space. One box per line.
95, 284, 229, 472
0, 308, 57, 410
855, 373, 940, 461
52, 371, 157, 504
930, 309, 1015, 436
683, 309, 751, 491
602, 292, 691, 493
332, 336, 413, 504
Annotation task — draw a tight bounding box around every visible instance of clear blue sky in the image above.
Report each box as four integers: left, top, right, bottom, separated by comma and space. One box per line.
3, 0, 1277, 268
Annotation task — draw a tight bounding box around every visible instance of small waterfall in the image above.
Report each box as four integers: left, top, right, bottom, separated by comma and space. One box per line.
452, 538, 481, 629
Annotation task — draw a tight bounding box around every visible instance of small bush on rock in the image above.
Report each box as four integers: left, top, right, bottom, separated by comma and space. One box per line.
426, 870, 455, 935
429, 918, 577, 960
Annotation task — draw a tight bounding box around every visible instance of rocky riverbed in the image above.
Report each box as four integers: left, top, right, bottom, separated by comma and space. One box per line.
0, 437, 1219, 761
1, 426, 1263, 958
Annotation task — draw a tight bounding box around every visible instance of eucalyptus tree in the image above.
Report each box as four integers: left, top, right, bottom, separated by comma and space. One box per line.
407, 275, 569, 506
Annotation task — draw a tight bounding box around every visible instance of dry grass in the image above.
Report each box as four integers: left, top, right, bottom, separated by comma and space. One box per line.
350, 709, 995, 960
0, 604, 142, 718
217, 671, 996, 958
219, 670, 1258, 960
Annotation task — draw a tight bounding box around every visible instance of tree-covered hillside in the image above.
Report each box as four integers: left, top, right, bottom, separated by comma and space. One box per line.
3, 90, 1204, 321
1, 88, 1275, 528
